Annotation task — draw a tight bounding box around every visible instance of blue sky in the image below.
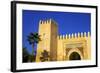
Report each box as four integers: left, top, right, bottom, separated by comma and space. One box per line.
22, 10, 91, 54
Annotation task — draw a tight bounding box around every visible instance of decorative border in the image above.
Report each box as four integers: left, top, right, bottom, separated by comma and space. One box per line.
11, 1, 98, 72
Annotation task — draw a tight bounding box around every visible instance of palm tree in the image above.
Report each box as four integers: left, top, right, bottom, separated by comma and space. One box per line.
27, 32, 41, 62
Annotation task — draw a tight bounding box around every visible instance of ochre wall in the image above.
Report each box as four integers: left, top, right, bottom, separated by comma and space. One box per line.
57, 32, 91, 61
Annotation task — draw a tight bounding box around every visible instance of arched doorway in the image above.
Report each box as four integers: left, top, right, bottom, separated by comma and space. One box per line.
69, 52, 81, 60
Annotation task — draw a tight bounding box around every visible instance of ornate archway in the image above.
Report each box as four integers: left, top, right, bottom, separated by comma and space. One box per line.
67, 48, 83, 60
69, 52, 81, 60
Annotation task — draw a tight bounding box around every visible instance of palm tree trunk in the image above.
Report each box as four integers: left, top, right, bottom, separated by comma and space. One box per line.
32, 43, 36, 62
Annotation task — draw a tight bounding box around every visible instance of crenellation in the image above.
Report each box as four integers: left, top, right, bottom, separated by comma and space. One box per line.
49, 19, 52, 24
68, 34, 71, 39
46, 20, 49, 24
63, 35, 65, 39
60, 35, 62, 39
88, 32, 90, 37
84, 32, 87, 37
39, 19, 58, 25
71, 33, 74, 38
66, 34, 68, 39
40, 21, 44, 24
78, 32, 80, 37
58, 35, 60, 39
74, 33, 77, 38
58, 32, 90, 40
81, 32, 83, 37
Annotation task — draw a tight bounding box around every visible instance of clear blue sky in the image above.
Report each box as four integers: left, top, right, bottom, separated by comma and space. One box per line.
22, 10, 91, 54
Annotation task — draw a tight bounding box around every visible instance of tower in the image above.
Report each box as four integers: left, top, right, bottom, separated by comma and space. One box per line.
36, 19, 58, 62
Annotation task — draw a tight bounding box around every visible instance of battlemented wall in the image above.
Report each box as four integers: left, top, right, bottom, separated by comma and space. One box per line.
36, 19, 91, 62
57, 32, 91, 61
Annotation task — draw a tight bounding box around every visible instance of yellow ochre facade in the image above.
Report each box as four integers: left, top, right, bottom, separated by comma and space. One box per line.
36, 19, 91, 62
